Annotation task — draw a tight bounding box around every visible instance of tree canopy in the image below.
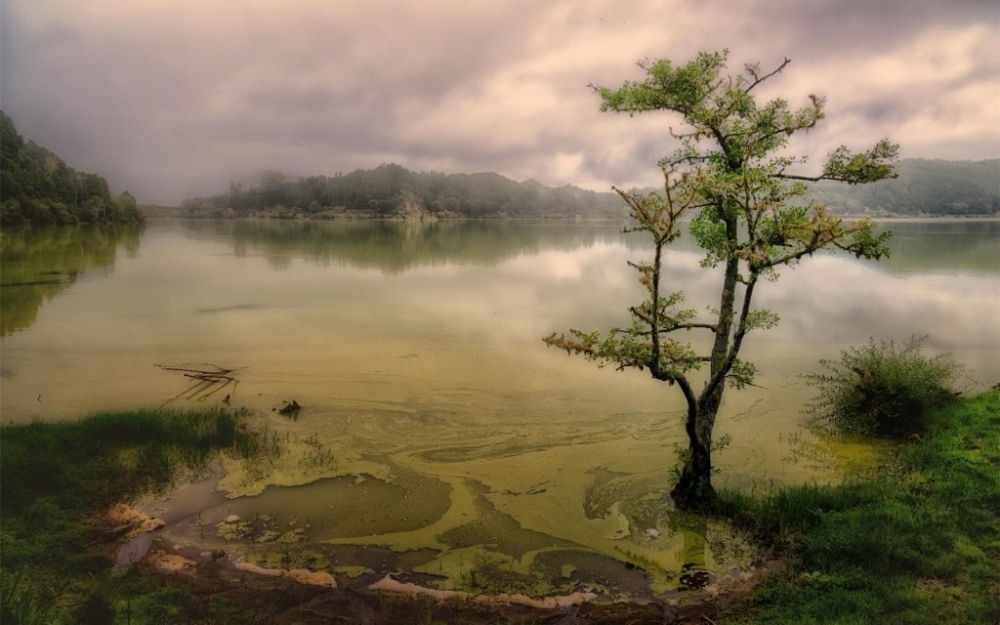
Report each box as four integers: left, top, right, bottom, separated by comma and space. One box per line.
0, 111, 143, 228
545, 50, 897, 509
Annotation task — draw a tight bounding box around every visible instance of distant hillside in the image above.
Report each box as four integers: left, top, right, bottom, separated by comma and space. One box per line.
171, 164, 625, 219
808, 158, 999, 216
0, 111, 143, 228
170, 158, 998, 221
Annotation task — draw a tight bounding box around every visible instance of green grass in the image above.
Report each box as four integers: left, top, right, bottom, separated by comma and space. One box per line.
0, 407, 273, 624
720, 391, 1000, 625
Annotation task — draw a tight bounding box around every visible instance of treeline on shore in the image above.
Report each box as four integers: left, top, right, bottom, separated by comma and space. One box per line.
170, 164, 625, 220
0, 112, 143, 228
808, 158, 999, 217
167, 158, 999, 221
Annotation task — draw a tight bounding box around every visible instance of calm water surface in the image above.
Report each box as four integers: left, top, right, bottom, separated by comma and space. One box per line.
2, 218, 998, 597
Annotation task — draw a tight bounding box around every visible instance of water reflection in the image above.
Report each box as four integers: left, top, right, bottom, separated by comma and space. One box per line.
178, 218, 999, 278
1, 218, 997, 598
874, 220, 999, 272
0, 225, 143, 336
180, 218, 656, 272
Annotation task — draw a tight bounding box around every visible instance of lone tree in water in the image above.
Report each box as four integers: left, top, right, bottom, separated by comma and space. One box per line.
544, 50, 897, 510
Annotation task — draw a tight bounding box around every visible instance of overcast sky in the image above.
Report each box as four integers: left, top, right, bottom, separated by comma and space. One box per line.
2, 0, 997, 205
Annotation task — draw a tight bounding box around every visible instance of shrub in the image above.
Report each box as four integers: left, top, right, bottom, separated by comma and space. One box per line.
1, 571, 66, 625
804, 335, 966, 437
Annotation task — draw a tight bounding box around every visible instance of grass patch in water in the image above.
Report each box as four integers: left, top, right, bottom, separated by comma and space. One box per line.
0, 407, 275, 624
719, 391, 1000, 624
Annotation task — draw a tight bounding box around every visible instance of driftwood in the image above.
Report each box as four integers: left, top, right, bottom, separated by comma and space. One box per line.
156, 363, 239, 405
155, 363, 237, 383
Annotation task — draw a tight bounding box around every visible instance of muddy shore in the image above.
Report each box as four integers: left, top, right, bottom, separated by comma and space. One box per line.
128, 532, 773, 624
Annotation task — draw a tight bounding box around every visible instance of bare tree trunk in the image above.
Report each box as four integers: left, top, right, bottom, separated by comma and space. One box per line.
669, 374, 721, 509
670, 216, 740, 510
670, 403, 717, 509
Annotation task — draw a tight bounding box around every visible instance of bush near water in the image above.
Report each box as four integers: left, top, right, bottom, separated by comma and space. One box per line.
803, 335, 968, 438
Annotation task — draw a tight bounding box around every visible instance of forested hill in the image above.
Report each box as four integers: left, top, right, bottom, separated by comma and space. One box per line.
172, 158, 997, 220
808, 158, 999, 216
0, 112, 143, 228
173, 164, 625, 219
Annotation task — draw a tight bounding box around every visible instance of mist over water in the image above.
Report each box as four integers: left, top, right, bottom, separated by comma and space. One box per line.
2, 218, 997, 596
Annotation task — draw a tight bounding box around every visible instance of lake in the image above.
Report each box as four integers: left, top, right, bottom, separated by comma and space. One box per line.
1, 218, 998, 597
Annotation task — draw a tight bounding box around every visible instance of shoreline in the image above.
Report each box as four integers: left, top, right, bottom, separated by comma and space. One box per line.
130, 532, 776, 624
110, 501, 777, 622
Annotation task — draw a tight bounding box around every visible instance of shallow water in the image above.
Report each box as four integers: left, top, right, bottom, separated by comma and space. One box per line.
2, 218, 997, 596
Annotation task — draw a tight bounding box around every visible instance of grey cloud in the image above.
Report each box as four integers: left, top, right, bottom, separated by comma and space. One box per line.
1, 0, 996, 205
730, 0, 996, 58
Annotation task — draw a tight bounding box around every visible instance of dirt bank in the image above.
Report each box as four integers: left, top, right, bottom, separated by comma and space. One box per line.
131, 535, 773, 624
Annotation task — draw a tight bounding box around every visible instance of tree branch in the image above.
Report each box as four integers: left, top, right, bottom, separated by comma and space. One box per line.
744, 57, 791, 93
626, 323, 719, 336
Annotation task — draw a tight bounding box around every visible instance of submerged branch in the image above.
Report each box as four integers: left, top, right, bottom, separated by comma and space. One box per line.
156, 363, 235, 377
156, 363, 241, 404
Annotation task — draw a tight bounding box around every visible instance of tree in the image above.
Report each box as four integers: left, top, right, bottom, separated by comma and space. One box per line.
544, 50, 897, 510
1, 111, 143, 227
259, 171, 290, 207
116, 191, 141, 221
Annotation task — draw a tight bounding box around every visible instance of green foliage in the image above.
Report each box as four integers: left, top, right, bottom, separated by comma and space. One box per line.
721, 391, 1000, 624
543, 298, 705, 382
821, 139, 900, 184
71, 575, 118, 625
727, 359, 758, 390
0, 570, 68, 625
804, 335, 967, 438
0, 111, 142, 228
